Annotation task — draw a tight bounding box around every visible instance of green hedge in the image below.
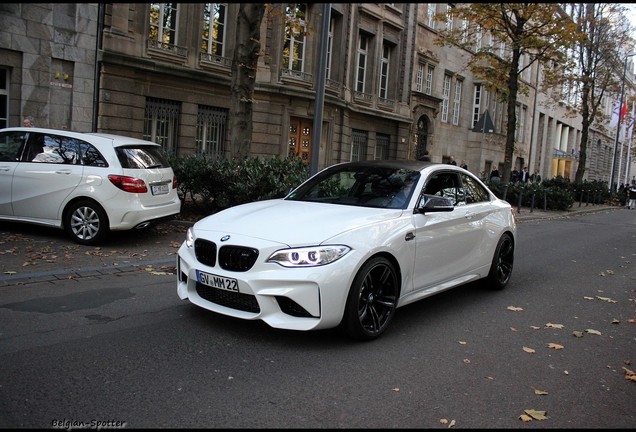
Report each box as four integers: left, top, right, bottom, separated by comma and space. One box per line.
169, 155, 617, 215
168, 154, 310, 214
486, 175, 613, 211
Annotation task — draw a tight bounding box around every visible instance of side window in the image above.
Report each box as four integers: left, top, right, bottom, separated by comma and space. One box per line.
422, 172, 465, 206
79, 141, 108, 167
0, 131, 26, 161
461, 174, 491, 204
29, 134, 78, 164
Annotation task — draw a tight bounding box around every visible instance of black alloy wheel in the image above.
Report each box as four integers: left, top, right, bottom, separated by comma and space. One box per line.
486, 233, 514, 290
342, 256, 399, 341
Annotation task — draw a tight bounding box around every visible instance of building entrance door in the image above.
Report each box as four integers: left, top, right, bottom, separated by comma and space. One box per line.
289, 117, 312, 162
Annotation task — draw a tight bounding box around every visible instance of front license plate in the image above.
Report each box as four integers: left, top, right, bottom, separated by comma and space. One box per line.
151, 183, 169, 195
196, 270, 239, 292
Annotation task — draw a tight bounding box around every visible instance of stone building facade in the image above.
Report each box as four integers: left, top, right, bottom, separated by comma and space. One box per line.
1, 3, 633, 184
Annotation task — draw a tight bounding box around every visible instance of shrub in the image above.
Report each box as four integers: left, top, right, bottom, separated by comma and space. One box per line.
169, 154, 310, 215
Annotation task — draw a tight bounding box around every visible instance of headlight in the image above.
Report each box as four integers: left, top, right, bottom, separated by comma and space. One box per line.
185, 227, 194, 248
267, 245, 351, 267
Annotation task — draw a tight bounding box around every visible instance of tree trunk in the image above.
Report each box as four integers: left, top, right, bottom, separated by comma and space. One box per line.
227, 4, 266, 160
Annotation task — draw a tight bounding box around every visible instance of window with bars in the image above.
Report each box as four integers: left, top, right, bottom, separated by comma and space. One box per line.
149, 3, 178, 48
143, 98, 181, 155
378, 43, 391, 99
201, 3, 227, 56
441, 74, 451, 123
375, 133, 390, 160
283, 3, 307, 73
351, 129, 368, 161
196, 105, 227, 159
452, 79, 462, 126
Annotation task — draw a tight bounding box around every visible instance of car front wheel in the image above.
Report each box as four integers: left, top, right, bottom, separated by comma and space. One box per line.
342, 256, 399, 341
64, 200, 109, 245
486, 233, 514, 290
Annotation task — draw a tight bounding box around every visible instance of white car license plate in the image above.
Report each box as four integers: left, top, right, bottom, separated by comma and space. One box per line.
196, 270, 239, 292
151, 183, 169, 195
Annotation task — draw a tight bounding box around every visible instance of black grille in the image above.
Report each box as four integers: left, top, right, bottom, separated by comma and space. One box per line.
194, 239, 216, 267
218, 246, 259, 272
196, 282, 260, 313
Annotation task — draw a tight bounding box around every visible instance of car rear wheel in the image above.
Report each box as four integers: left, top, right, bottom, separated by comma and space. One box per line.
486, 233, 514, 290
342, 256, 399, 341
64, 200, 109, 245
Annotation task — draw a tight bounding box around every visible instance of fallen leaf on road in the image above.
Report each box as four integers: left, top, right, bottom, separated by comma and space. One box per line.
534, 388, 548, 395
572, 331, 584, 338
507, 306, 523, 311
524, 409, 548, 420
523, 346, 535, 353
545, 323, 564, 329
585, 329, 601, 335
547, 343, 564, 350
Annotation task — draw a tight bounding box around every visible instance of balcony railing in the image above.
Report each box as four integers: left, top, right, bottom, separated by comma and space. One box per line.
200, 52, 232, 68
146, 39, 188, 57
281, 69, 313, 82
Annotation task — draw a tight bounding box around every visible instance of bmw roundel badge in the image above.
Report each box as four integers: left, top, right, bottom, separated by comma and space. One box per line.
220, 235, 231, 242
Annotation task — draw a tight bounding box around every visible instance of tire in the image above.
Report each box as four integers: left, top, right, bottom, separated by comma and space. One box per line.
64, 200, 109, 246
342, 256, 399, 341
485, 233, 514, 290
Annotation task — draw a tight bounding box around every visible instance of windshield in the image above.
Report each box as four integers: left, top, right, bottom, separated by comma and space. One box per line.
286, 164, 420, 209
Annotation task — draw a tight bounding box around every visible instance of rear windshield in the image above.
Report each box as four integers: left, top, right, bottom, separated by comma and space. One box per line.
115, 146, 171, 169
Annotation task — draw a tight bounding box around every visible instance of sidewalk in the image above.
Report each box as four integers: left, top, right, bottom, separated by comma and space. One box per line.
513, 202, 620, 222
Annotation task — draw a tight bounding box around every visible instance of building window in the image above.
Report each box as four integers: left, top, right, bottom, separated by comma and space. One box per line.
196, 105, 227, 160
283, 3, 307, 73
149, 3, 178, 48
351, 129, 368, 161
201, 3, 227, 56
143, 98, 181, 155
356, 34, 368, 93
472, 84, 482, 129
378, 43, 391, 99
326, 16, 334, 80
452, 79, 462, 126
0, 68, 7, 129
375, 133, 390, 160
427, 4, 436, 29
416, 63, 424, 93
425, 64, 434, 95
441, 74, 451, 123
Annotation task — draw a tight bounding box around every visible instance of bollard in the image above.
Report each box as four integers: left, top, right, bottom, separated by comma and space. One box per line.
517, 188, 522, 213
585, 190, 590, 206
578, 190, 583, 207
543, 191, 547, 211
530, 192, 535, 213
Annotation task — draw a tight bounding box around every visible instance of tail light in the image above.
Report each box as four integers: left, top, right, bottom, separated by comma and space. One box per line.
108, 175, 148, 193
172, 175, 178, 190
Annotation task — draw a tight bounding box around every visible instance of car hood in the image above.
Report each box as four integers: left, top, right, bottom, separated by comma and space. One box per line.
193, 199, 403, 246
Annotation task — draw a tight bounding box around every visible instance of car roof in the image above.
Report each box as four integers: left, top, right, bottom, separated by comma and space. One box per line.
333, 159, 436, 171
0, 127, 160, 147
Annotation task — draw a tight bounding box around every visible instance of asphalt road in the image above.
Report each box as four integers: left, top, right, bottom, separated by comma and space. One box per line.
0, 208, 634, 429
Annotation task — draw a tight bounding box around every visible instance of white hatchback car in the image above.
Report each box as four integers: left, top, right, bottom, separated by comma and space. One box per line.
177, 160, 516, 341
0, 127, 181, 245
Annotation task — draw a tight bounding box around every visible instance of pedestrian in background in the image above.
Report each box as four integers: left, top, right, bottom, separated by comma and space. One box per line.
490, 165, 500, 182
418, 150, 431, 162
22, 116, 34, 127
627, 185, 636, 210
448, 155, 457, 165
460, 159, 468, 170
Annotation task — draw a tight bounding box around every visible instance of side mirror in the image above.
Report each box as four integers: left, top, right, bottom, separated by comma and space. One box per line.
415, 194, 454, 214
